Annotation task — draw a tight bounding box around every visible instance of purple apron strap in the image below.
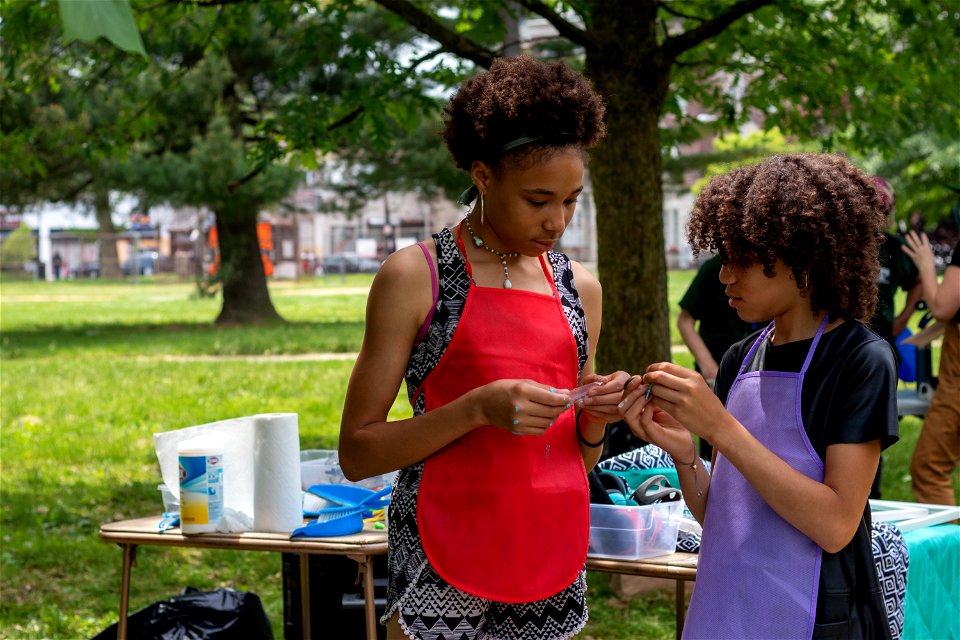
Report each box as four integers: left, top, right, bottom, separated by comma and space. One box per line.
800, 315, 830, 375
737, 321, 776, 376
737, 315, 829, 377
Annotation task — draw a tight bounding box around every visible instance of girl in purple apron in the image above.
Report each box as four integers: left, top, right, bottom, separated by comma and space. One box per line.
615, 154, 899, 639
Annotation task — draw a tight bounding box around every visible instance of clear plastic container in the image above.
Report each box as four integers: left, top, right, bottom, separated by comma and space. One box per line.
588, 501, 683, 560
299, 449, 397, 491
158, 483, 179, 513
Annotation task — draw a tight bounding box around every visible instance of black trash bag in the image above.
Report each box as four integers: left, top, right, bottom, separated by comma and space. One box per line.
93, 587, 273, 640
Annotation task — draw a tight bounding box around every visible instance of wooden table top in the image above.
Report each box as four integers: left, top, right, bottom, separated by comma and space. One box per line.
100, 516, 389, 555
101, 515, 699, 576
586, 551, 698, 580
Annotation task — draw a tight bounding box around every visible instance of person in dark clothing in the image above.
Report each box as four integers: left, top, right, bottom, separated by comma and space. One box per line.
868, 177, 922, 347
865, 177, 921, 499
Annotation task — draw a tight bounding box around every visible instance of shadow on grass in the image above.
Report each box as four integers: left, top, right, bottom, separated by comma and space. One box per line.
0, 473, 285, 638
0, 320, 366, 360
1, 464, 158, 531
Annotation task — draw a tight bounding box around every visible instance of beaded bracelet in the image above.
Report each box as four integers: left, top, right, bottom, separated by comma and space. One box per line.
575, 410, 607, 448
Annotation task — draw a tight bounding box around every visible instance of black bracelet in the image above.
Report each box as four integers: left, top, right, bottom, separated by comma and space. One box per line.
575, 410, 607, 448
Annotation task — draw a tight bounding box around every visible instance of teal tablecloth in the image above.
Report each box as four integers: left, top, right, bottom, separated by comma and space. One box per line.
902, 524, 960, 639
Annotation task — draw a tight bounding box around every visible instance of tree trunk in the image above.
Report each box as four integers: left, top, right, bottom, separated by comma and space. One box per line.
93, 185, 122, 279
214, 203, 283, 324
586, 4, 672, 374
502, 2, 522, 57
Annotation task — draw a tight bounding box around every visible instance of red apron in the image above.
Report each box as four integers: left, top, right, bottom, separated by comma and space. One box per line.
415, 227, 589, 603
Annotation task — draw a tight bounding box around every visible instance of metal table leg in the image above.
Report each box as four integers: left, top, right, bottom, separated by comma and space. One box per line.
363, 556, 376, 640
118, 544, 138, 640
675, 579, 686, 639
348, 553, 378, 640
299, 554, 312, 639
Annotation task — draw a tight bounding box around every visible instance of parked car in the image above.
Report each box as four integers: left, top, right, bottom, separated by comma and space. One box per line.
319, 253, 380, 274
71, 261, 101, 279
122, 250, 159, 276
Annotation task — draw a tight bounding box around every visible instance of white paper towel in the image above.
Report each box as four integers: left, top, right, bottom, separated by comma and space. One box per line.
252, 413, 302, 532
153, 413, 301, 533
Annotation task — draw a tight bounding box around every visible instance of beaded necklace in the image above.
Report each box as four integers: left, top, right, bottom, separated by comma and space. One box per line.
463, 213, 520, 289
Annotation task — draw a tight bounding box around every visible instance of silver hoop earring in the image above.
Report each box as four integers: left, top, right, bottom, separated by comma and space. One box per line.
480, 192, 485, 226
801, 272, 809, 290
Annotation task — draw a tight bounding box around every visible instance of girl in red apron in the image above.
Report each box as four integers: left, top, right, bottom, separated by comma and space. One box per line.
339, 56, 629, 640
615, 154, 899, 639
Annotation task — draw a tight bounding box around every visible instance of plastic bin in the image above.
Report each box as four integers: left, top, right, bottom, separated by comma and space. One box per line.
300, 449, 397, 491
281, 552, 387, 640
589, 501, 683, 561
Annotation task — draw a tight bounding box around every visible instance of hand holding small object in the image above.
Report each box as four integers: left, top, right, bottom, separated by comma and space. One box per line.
479, 379, 572, 436
571, 372, 631, 423
617, 373, 697, 460
629, 364, 728, 442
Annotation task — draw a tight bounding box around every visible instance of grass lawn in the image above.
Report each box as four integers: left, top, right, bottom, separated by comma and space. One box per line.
0, 271, 943, 638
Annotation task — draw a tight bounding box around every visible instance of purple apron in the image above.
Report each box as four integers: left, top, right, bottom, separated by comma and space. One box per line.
683, 317, 828, 640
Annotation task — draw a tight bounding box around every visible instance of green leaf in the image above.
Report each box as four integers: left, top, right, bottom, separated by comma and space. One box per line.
58, 0, 146, 56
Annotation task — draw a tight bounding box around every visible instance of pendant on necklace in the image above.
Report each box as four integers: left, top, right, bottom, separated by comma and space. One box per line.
464, 213, 519, 289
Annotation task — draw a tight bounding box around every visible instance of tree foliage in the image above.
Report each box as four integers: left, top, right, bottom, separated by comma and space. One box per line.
1, 0, 158, 276
57, 0, 146, 56
0, 223, 37, 267
3, 0, 451, 322
862, 132, 960, 225
327, 108, 470, 213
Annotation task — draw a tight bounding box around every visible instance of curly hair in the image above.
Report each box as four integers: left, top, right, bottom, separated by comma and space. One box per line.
441, 55, 605, 172
687, 153, 887, 322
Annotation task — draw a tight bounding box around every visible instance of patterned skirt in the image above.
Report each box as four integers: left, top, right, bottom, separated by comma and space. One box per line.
381, 462, 589, 640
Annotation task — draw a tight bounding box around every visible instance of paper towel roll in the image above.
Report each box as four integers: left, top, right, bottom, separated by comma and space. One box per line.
252, 413, 302, 533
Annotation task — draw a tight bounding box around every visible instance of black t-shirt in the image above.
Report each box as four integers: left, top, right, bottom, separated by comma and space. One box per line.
680, 255, 757, 367
869, 233, 919, 342
715, 320, 899, 635
716, 321, 900, 458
